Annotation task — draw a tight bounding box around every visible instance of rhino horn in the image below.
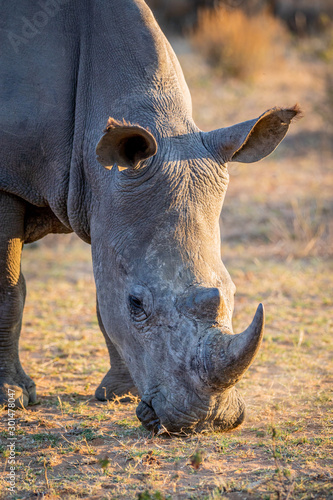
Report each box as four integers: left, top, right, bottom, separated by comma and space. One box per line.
96, 117, 158, 170
200, 304, 265, 389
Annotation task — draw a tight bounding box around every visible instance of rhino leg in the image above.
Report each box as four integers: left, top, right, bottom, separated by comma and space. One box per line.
0, 192, 37, 408
95, 300, 138, 401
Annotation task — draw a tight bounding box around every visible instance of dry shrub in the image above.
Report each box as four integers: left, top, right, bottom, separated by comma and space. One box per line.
315, 15, 333, 121
190, 6, 288, 80
323, 70, 333, 131
269, 199, 332, 258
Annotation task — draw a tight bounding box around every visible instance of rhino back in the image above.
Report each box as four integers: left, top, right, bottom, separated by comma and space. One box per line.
0, 0, 80, 214
0, 0, 192, 232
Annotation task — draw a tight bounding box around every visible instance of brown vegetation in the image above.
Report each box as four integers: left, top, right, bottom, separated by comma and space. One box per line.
190, 6, 288, 81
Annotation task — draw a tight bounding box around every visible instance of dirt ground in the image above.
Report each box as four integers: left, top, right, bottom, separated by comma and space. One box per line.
1, 29, 332, 500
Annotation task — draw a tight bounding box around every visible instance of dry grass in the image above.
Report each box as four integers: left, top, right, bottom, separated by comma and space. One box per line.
304, 17, 333, 131
190, 6, 288, 81
323, 69, 333, 131
267, 198, 331, 258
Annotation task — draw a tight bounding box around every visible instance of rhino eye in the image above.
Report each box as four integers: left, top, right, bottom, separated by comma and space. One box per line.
128, 285, 153, 322
129, 295, 142, 310
129, 295, 148, 321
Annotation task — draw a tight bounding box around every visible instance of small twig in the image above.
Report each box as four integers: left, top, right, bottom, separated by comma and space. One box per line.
18, 393, 26, 412
63, 459, 80, 468
109, 434, 129, 449
270, 422, 285, 499
248, 477, 271, 492
82, 437, 94, 454
60, 433, 73, 445
57, 396, 64, 418
297, 329, 304, 348
3, 454, 9, 473
285, 481, 295, 500
43, 458, 50, 490
155, 424, 172, 438
39, 357, 60, 368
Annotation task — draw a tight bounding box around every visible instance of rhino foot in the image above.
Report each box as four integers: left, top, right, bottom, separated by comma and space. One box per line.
95, 368, 138, 402
0, 373, 37, 409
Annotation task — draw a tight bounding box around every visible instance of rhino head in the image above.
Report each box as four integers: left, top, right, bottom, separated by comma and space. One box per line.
92, 106, 299, 434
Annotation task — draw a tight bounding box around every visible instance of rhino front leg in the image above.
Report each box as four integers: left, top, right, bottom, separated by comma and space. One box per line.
0, 192, 36, 408
95, 300, 138, 401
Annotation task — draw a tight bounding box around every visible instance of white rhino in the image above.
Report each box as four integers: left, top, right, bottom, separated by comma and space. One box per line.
0, 0, 300, 433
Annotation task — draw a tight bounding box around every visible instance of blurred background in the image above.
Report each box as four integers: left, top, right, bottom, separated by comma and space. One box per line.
144, 0, 333, 261
146, 0, 333, 37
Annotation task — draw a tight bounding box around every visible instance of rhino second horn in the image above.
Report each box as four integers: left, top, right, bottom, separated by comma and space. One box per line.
180, 286, 225, 322
201, 303, 265, 389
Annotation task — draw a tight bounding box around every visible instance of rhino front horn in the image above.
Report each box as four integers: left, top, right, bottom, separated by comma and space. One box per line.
200, 304, 265, 390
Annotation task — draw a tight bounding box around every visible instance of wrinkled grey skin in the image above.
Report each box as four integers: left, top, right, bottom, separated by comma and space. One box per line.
0, 0, 299, 433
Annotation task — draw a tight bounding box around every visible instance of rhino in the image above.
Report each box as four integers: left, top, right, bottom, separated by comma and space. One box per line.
0, 0, 299, 433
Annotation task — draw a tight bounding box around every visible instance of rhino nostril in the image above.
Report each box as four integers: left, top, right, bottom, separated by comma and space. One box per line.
136, 399, 160, 432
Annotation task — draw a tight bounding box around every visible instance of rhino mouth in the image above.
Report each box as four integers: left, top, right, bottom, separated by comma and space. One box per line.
136, 386, 247, 435
136, 392, 209, 435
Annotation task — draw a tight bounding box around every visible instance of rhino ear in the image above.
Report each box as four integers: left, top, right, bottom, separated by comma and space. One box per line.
96, 118, 158, 170
205, 105, 301, 164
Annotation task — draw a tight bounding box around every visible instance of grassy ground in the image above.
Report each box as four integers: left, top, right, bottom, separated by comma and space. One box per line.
1, 33, 332, 500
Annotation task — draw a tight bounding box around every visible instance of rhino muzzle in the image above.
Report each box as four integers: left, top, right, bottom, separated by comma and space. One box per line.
135, 304, 264, 434
136, 386, 247, 434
